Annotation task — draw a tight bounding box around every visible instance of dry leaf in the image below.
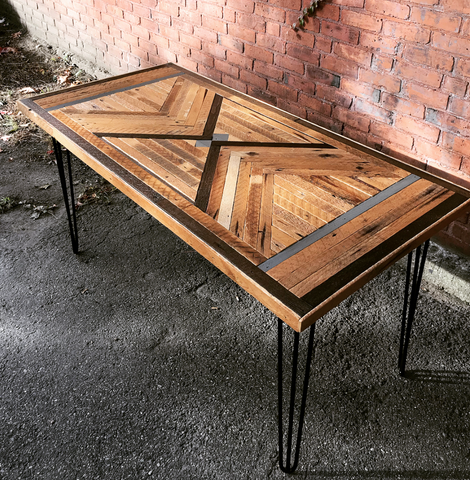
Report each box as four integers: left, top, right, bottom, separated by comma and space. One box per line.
57, 70, 72, 85
12, 32, 22, 39
19, 86, 39, 94
0, 47, 19, 54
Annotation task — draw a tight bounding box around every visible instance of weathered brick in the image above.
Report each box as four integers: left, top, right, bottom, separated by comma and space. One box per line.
268, 80, 298, 102
227, 50, 253, 70
202, 41, 226, 60
219, 35, 244, 53
415, 138, 463, 169
440, 0, 470, 14
277, 98, 307, 119
240, 69, 267, 89
223, 74, 249, 92
254, 3, 285, 23
403, 83, 449, 110
370, 121, 414, 149
299, 93, 333, 117
448, 97, 470, 119
354, 98, 394, 124
201, 15, 227, 34
442, 76, 468, 97
321, 54, 359, 78
403, 45, 454, 72
358, 68, 401, 93
179, 32, 201, 49
245, 44, 274, 64
383, 20, 431, 43
306, 64, 341, 87
365, 0, 410, 19
426, 108, 470, 136
341, 10, 382, 33
287, 74, 316, 95
333, 105, 371, 132
321, 20, 360, 44
237, 12, 265, 32
410, 8, 461, 33
190, 49, 215, 67
307, 111, 343, 134
395, 115, 440, 142
433, 31, 470, 57
315, 3, 340, 22
333, 43, 372, 66
281, 26, 316, 47
316, 83, 353, 108
394, 61, 442, 88
226, 0, 254, 14
381, 93, 425, 118
256, 33, 285, 53
360, 32, 398, 55
274, 54, 305, 75
286, 44, 320, 64
371, 54, 393, 71
194, 26, 218, 43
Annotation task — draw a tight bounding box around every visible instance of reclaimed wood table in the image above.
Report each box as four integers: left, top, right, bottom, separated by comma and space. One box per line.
18, 64, 470, 473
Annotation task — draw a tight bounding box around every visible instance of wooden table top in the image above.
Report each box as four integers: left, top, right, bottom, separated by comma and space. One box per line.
18, 63, 470, 332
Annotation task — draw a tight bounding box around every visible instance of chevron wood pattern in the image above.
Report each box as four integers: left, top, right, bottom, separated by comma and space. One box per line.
18, 63, 470, 332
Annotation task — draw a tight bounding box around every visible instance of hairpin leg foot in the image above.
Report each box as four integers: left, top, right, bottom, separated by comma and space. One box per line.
52, 138, 79, 254
398, 240, 430, 376
278, 318, 316, 473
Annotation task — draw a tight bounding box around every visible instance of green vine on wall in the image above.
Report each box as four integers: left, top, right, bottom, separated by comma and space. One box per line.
292, 0, 324, 30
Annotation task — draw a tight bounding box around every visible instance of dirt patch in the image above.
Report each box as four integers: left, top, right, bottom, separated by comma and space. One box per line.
0, 16, 116, 221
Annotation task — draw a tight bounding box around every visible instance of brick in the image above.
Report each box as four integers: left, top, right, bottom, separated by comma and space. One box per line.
256, 33, 285, 53
190, 49, 215, 67
268, 80, 298, 102
240, 69, 267, 89
224, 73, 249, 92
198, 65, 221, 82
448, 97, 470, 119
138, 38, 157, 57
179, 9, 201, 26
372, 54, 394, 71
168, 40, 190, 58
441, 132, 469, 157
358, 68, 401, 93
266, 21, 280, 37
410, 8, 461, 34
395, 115, 440, 142
455, 59, 470, 77
175, 56, 198, 71
341, 10, 382, 33
219, 35, 244, 53
440, 0, 470, 14
333, 105, 371, 132
215, 58, 239, 78
307, 111, 343, 134
381, 93, 425, 118
202, 41, 227, 60
282, 26, 316, 47
287, 74, 316, 95
198, 2, 223, 18
316, 84, 353, 108
227, 23, 254, 43
269, 0, 301, 9
394, 61, 442, 88
365, 0, 410, 19
314, 36, 332, 53
433, 32, 470, 57
254, 3, 285, 23
237, 12, 266, 32
383, 20, 431, 43
299, 93, 333, 117
315, 3, 340, 21
321, 20, 360, 44
321, 54, 359, 78
274, 54, 305, 75
194, 26, 218, 43
370, 121, 414, 149
333, 43, 372, 66
247, 86, 277, 105
227, 50, 253, 70
202, 16, 227, 34
159, 24, 179, 42
403, 83, 449, 110
306, 64, 341, 86
171, 18, 194, 34
245, 44, 274, 64
329, 0, 365, 7
403, 45, 454, 72
277, 98, 307, 119
226, 0, 254, 14
179, 32, 201, 49
360, 32, 398, 55
415, 138, 463, 169
131, 24, 151, 40
150, 32, 169, 50
354, 98, 394, 124
341, 77, 377, 99
442, 76, 468, 97
159, 1, 179, 16
286, 44, 320, 64
426, 109, 470, 136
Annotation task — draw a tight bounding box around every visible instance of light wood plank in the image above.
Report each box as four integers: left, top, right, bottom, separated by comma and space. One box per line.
218, 152, 242, 229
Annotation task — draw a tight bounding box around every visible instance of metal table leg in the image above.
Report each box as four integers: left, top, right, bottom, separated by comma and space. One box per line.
52, 139, 79, 254
398, 240, 430, 376
277, 318, 316, 473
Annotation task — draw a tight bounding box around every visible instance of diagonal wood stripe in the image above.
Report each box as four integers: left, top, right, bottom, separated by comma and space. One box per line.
259, 174, 420, 272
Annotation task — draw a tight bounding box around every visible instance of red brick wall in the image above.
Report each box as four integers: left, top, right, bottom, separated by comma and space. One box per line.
4, 0, 470, 255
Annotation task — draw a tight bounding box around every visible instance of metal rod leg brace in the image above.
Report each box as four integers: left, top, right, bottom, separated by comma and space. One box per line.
278, 319, 316, 473
398, 240, 430, 376
53, 139, 79, 254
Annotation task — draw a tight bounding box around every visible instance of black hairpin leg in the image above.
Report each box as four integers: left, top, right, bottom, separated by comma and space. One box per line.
52, 139, 79, 254
398, 240, 430, 376
278, 318, 316, 474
